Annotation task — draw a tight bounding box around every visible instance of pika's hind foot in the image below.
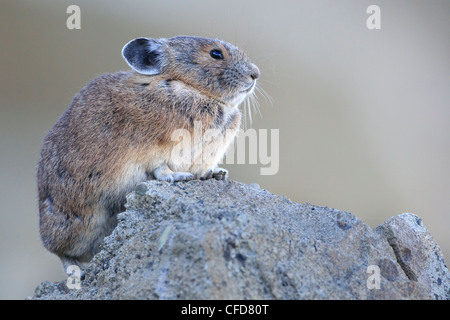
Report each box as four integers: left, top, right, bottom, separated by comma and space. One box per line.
61, 256, 88, 280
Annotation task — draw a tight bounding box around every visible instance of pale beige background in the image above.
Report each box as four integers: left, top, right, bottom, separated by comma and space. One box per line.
1, 0, 449, 299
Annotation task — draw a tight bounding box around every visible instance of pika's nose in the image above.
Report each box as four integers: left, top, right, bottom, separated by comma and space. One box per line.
249, 64, 260, 80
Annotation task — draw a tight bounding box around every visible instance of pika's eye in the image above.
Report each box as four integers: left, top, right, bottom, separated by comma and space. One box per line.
210, 49, 224, 60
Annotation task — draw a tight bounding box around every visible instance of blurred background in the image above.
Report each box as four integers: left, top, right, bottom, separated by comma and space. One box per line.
1, 0, 449, 299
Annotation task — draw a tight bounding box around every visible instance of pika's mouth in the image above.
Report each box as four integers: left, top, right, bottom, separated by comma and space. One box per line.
221, 80, 256, 106
240, 80, 256, 94
223, 82, 256, 107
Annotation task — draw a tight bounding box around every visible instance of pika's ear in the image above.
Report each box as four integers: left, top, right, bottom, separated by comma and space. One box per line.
122, 38, 165, 75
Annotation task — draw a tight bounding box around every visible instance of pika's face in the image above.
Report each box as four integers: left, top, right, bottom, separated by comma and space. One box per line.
122, 36, 260, 106
166, 36, 260, 105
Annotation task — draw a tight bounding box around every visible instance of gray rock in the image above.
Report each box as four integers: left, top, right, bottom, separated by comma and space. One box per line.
375, 213, 450, 299
31, 180, 450, 300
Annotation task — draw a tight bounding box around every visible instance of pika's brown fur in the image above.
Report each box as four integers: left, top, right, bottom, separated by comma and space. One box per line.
37, 36, 260, 272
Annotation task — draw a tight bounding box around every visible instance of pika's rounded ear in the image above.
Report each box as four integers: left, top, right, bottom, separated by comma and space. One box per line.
122, 38, 165, 75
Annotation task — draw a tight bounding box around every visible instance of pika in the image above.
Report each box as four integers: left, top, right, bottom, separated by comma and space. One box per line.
37, 36, 260, 273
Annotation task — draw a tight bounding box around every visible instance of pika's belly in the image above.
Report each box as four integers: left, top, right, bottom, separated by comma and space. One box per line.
168, 127, 237, 174
117, 124, 237, 186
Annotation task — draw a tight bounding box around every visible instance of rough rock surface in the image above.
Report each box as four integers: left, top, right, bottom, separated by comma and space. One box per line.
31, 180, 450, 299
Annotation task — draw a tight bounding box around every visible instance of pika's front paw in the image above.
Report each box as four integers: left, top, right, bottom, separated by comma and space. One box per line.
200, 167, 228, 180
172, 172, 195, 182
213, 167, 228, 180
153, 165, 194, 183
